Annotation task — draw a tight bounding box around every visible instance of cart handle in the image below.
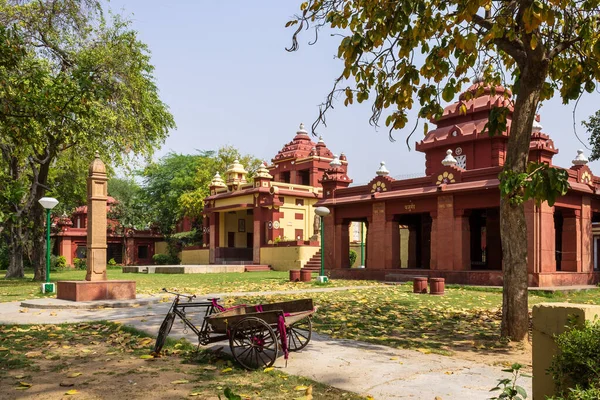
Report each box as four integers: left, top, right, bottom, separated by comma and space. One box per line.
161, 288, 196, 300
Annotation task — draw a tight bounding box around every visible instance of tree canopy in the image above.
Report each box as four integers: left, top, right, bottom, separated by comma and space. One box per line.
141, 146, 263, 237
287, 0, 600, 340
0, 0, 175, 278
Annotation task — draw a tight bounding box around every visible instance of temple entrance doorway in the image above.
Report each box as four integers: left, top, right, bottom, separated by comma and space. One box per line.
469, 208, 502, 270
348, 219, 367, 268
395, 213, 431, 269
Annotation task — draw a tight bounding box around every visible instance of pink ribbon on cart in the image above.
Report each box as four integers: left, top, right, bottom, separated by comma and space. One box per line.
278, 314, 289, 360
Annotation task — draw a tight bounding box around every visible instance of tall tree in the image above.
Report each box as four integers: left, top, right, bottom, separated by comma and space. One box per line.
287, 0, 599, 340
0, 1, 175, 279
143, 147, 262, 234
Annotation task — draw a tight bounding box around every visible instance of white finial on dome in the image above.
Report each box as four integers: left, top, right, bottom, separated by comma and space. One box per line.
297, 123, 308, 135
318, 136, 325, 144
572, 149, 589, 166
376, 161, 389, 176
442, 149, 457, 167
210, 172, 226, 187
329, 154, 342, 168
532, 118, 543, 133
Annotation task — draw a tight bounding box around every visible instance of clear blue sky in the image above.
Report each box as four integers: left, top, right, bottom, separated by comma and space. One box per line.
106, 0, 600, 184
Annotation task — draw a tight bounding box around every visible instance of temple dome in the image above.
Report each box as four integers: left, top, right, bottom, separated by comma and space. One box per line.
272, 124, 334, 162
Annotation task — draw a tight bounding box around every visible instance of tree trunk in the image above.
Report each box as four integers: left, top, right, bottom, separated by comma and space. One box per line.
500, 61, 547, 340
5, 223, 25, 278
32, 206, 47, 281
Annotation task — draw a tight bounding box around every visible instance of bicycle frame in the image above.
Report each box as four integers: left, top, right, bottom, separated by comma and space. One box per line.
161, 289, 227, 345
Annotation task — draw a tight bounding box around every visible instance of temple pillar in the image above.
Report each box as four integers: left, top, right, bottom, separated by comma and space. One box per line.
252, 207, 263, 264
453, 209, 470, 271
581, 197, 592, 272
387, 218, 400, 268
562, 209, 581, 272
526, 201, 556, 273
331, 219, 350, 269
60, 238, 73, 267
209, 212, 219, 264
323, 209, 336, 269
366, 202, 387, 267
486, 208, 502, 270
432, 195, 454, 270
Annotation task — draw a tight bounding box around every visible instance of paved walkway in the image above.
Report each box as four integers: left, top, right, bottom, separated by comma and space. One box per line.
0, 287, 532, 400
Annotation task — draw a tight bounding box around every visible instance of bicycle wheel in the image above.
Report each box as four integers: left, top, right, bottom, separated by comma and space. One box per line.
287, 316, 312, 352
153, 312, 175, 354
229, 317, 278, 370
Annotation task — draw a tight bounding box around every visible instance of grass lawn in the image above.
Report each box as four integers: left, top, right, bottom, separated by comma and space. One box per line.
0, 268, 383, 303
0, 322, 365, 400
227, 284, 600, 367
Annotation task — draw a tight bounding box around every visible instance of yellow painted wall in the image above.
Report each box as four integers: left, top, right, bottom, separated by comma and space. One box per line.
260, 246, 319, 271
155, 241, 169, 255
219, 209, 254, 248
181, 248, 210, 264
213, 194, 254, 208
277, 198, 319, 241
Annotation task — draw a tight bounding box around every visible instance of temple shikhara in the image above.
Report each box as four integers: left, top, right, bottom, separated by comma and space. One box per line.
185, 79, 600, 287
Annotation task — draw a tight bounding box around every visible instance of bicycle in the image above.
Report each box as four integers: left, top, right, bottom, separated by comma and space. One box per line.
152, 288, 223, 354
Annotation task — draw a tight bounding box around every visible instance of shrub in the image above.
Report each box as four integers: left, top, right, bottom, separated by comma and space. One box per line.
153, 254, 173, 265
108, 258, 117, 266
54, 255, 67, 271
549, 317, 600, 396
73, 257, 87, 270
549, 386, 600, 400
349, 249, 358, 267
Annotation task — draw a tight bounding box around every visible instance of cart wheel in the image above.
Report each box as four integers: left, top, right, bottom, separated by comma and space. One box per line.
153, 312, 175, 354
287, 316, 312, 352
230, 317, 278, 370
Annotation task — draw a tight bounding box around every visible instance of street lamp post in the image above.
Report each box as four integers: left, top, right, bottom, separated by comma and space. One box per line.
38, 197, 59, 293
314, 206, 330, 283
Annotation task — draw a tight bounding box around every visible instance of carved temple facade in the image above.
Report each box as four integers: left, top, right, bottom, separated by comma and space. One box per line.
181, 124, 347, 270
316, 82, 600, 287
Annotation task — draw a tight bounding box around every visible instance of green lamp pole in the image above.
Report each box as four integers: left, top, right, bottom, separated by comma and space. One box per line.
38, 197, 59, 293
314, 206, 330, 281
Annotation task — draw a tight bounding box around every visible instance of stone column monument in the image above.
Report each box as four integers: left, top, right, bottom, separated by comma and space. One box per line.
86, 153, 108, 281
56, 154, 135, 301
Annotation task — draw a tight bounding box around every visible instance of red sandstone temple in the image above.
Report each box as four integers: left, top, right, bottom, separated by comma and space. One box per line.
53, 197, 164, 266
318, 81, 600, 287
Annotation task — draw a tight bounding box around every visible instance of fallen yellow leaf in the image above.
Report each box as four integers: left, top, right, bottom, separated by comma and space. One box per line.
25, 351, 42, 358
67, 372, 83, 378
0, 347, 9, 351
65, 389, 78, 395
18, 382, 32, 388
139, 354, 154, 359
221, 368, 232, 373
171, 380, 189, 384
263, 367, 274, 373
294, 385, 309, 391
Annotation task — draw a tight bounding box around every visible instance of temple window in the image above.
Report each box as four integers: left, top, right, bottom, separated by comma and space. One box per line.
298, 169, 310, 185
281, 171, 291, 183
137, 245, 149, 260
